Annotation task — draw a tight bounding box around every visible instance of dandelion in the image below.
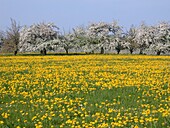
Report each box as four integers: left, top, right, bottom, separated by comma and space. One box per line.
0, 121, 4, 124
1, 112, 9, 118
32, 116, 37, 121
134, 125, 139, 128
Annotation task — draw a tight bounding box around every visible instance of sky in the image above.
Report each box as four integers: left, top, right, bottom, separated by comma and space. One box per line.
0, 0, 170, 32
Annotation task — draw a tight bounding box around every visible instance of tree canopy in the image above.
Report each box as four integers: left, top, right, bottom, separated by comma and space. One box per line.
1, 20, 170, 55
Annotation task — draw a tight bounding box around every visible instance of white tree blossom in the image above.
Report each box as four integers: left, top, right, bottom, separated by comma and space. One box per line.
15, 20, 170, 55
57, 32, 78, 54
149, 22, 170, 55
19, 22, 59, 52
108, 21, 125, 54
124, 25, 139, 54
72, 26, 89, 52
86, 22, 109, 53
134, 22, 152, 54
85, 21, 122, 54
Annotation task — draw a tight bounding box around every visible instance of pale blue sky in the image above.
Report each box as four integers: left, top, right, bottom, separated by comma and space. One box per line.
0, 0, 170, 31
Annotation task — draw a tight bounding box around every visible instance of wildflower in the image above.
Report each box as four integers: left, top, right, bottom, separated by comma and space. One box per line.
134, 125, 139, 128
0, 121, 4, 124
1, 112, 9, 118
32, 116, 37, 121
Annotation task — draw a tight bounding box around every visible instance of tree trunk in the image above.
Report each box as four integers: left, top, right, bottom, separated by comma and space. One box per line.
100, 47, 104, 54
14, 50, 17, 56
117, 49, 120, 54
130, 48, 133, 54
43, 48, 47, 55
139, 49, 143, 54
40, 50, 43, 55
65, 48, 69, 55
40, 48, 47, 55
156, 51, 161, 55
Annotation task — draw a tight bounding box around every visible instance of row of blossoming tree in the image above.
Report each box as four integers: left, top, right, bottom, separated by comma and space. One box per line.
0, 19, 170, 55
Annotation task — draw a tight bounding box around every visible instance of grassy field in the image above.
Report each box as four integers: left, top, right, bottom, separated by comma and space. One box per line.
0, 55, 170, 128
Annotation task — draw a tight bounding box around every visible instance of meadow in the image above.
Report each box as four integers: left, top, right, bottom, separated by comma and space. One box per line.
0, 55, 170, 128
